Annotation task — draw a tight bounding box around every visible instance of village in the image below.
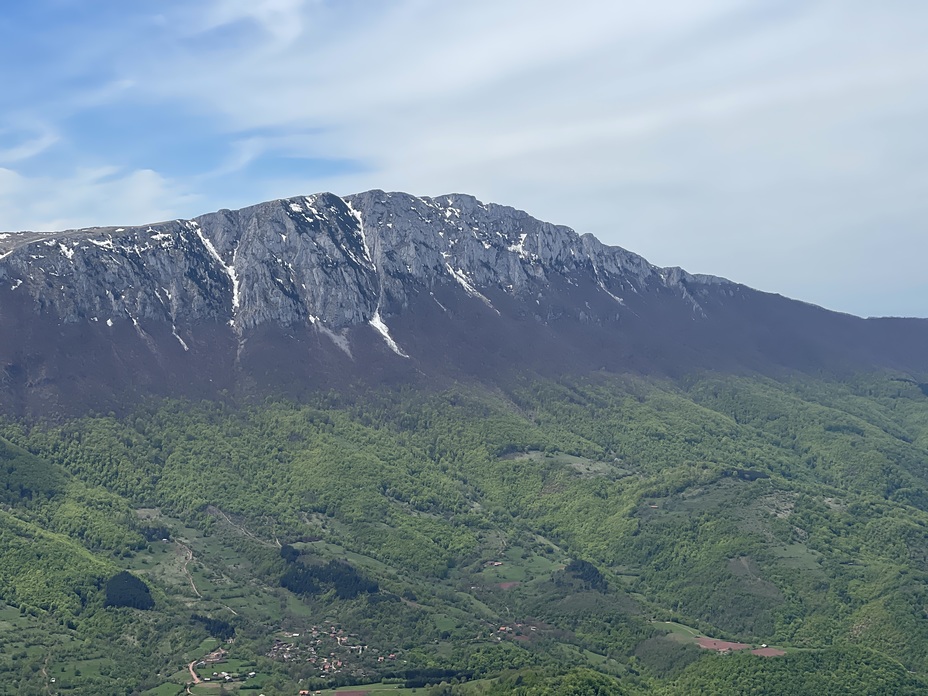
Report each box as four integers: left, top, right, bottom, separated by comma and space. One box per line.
178, 623, 406, 694
267, 623, 403, 677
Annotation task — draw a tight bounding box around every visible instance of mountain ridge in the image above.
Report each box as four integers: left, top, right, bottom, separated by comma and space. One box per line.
0, 190, 729, 330
1, 190, 927, 417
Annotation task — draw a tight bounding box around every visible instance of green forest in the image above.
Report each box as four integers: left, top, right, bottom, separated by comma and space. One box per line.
2, 370, 928, 694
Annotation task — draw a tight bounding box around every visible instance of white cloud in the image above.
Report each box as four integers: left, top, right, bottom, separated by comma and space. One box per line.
0, 166, 199, 232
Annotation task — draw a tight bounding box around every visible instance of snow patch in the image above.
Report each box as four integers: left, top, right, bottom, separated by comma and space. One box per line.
598, 282, 625, 305
193, 225, 240, 315
304, 197, 321, 217
345, 201, 374, 269
369, 310, 408, 358
339, 240, 370, 269
508, 233, 529, 259
445, 264, 499, 313
172, 326, 189, 351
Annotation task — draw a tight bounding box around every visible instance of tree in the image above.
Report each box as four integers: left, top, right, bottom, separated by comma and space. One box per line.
103, 571, 154, 610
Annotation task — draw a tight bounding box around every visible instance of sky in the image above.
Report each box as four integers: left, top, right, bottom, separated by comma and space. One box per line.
0, 1, 926, 318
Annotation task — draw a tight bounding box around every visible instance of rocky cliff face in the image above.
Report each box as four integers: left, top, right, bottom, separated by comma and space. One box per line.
1, 190, 926, 416
0, 190, 715, 337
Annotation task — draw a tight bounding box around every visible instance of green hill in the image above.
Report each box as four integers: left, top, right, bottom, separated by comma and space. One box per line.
2, 372, 928, 693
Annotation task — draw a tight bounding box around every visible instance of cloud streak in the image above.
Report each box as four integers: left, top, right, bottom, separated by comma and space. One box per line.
0, 126, 59, 164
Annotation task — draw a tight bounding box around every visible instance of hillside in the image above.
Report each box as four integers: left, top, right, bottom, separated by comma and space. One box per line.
2, 373, 928, 693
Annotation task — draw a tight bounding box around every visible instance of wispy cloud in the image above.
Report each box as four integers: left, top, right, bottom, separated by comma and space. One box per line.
197, 0, 310, 45
0, 125, 59, 164
0, 166, 198, 232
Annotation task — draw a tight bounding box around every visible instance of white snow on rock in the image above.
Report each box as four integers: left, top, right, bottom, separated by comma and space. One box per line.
507, 233, 532, 261
304, 197, 321, 217
192, 221, 240, 315
369, 310, 408, 358
172, 325, 189, 351
345, 201, 374, 269
598, 281, 625, 305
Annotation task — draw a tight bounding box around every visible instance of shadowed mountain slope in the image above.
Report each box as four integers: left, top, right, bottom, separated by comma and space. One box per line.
1, 190, 926, 416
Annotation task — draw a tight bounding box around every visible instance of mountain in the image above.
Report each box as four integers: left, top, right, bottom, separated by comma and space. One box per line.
4, 192, 928, 694
2, 190, 926, 416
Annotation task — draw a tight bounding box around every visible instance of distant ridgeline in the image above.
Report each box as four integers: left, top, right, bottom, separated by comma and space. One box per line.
1, 190, 927, 417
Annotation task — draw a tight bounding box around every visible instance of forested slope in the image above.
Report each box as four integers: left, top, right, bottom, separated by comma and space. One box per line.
2, 371, 928, 693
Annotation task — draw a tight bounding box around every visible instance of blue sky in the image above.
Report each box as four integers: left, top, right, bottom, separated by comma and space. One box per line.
1, 0, 927, 317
